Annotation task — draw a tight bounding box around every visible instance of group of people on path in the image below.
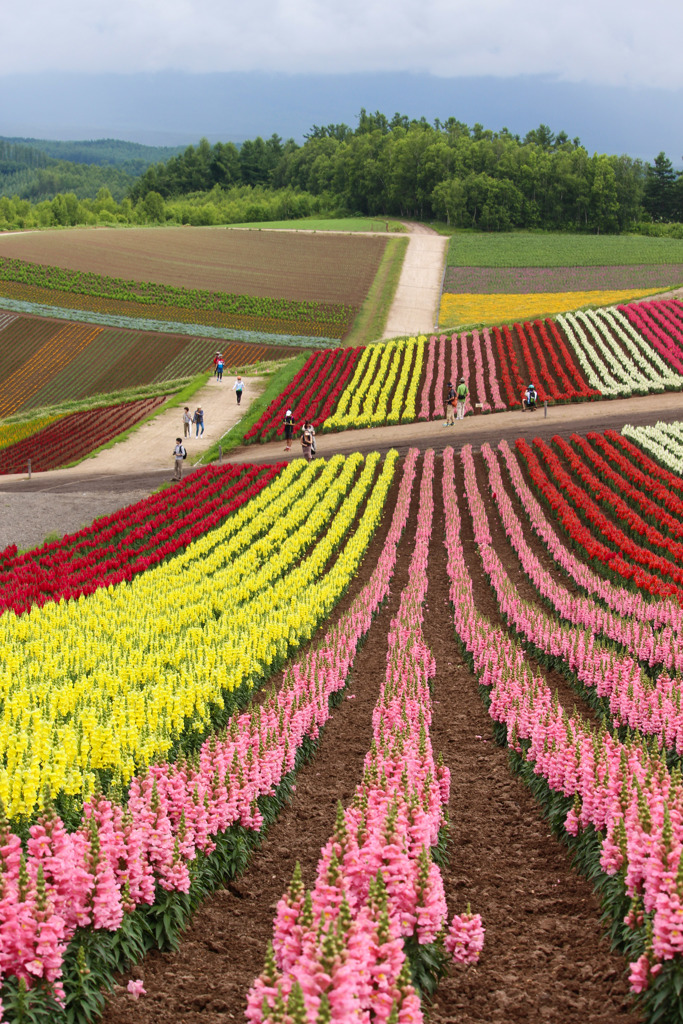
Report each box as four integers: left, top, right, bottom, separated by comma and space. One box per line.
284, 411, 316, 461
444, 378, 538, 422
444, 378, 469, 425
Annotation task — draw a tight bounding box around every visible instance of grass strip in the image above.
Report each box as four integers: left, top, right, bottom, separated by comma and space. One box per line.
345, 236, 409, 347
200, 354, 307, 461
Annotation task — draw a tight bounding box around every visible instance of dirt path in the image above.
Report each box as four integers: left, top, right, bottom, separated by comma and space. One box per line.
424, 458, 640, 1023
382, 224, 448, 339
0, 374, 262, 550
225, 389, 683, 465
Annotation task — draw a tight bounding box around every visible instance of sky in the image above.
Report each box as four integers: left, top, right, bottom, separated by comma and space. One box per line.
1, 0, 682, 160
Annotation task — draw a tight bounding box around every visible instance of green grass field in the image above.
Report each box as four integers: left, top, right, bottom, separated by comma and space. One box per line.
446, 232, 683, 267
226, 218, 407, 233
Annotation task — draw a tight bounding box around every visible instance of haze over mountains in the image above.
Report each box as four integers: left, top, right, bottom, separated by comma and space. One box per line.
1, 72, 681, 164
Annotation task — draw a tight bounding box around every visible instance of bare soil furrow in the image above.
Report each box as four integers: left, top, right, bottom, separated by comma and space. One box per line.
424, 456, 641, 1023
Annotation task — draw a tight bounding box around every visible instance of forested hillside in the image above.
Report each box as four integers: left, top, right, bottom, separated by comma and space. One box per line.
0, 137, 184, 202
1, 112, 682, 234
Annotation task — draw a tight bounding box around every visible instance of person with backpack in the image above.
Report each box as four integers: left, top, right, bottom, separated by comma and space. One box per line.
456, 377, 468, 420
213, 352, 223, 377
301, 423, 313, 462
304, 420, 316, 457
523, 383, 538, 411
445, 381, 456, 426
172, 437, 186, 481
215, 356, 224, 381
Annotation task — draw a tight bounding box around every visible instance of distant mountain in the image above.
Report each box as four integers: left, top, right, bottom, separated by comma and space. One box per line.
0, 137, 186, 202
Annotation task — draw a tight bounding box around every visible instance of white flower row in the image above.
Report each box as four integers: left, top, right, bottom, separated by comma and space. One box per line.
599, 308, 682, 387
622, 421, 683, 475
573, 310, 647, 393
557, 313, 622, 396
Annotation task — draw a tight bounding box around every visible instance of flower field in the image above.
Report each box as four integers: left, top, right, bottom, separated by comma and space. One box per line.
0, 229, 390, 341
0, 312, 301, 417
4, 423, 683, 1019
0, 397, 167, 475
243, 300, 683, 442
440, 232, 683, 328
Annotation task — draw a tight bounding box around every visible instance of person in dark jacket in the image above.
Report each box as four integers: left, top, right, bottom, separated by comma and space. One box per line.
283, 409, 295, 451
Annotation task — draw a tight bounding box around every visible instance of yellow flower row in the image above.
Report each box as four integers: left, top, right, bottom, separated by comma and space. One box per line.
438, 289, 657, 327
0, 414, 64, 452
325, 337, 425, 430
0, 450, 397, 818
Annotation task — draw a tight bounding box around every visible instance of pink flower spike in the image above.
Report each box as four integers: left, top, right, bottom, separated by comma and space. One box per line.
127, 979, 146, 999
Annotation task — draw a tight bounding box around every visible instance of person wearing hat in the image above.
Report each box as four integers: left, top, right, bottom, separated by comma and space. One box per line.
445, 381, 456, 426
523, 383, 537, 411
456, 377, 468, 420
172, 437, 186, 481
283, 409, 295, 451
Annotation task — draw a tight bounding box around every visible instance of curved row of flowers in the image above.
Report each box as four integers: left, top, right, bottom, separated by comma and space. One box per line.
0, 449, 418, 1017
465, 443, 683, 756
441, 444, 683, 1019
0, 452, 398, 820
623, 422, 683, 477
247, 450, 483, 1024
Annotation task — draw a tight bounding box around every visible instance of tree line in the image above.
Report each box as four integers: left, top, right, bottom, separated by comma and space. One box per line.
0, 113, 681, 234
129, 112, 683, 233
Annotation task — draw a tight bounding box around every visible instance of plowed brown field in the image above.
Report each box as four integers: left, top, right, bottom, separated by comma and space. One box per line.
0, 228, 387, 305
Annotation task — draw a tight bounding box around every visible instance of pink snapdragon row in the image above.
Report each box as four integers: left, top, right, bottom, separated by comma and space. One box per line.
621, 303, 683, 376
462, 443, 683, 753
418, 336, 438, 420
0, 452, 420, 1006
441, 445, 683, 994
484, 444, 683, 674
451, 335, 473, 415
500, 440, 683, 632
471, 331, 491, 413
481, 329, 506, 411
432, 335, 447, 418
247, 451, 483, 1023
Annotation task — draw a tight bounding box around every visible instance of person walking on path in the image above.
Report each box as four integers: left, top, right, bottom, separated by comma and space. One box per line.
215, 356, 225, 381
213, 352, 223, 378
445, 381, 456, 426
301, 423, 313, 462
232, 376, 245, 405
172, 437, 186, 481
193, 406, 205, 437
182, 407, 192, 438
283, 409, 295, 451
304, 420, 316, 457
456, 377, 468, 421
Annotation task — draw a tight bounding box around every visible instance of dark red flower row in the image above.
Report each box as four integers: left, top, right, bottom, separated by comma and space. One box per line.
0, 397, 167, 475
244, 347, 361, 443
0, 462, 283, 616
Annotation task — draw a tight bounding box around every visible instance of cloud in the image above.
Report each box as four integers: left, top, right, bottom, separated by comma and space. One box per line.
4, 0, 683, 90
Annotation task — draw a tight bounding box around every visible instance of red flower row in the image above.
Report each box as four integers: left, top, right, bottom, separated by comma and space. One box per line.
534, 319, 597, 399
520, 435, 683, 599
244, 347, 361, 443
514, 322, 551, 401
0, 397, 168, 475
603, 429, 683, 496
587, 431, 683, 521
558, 434, 683, 557
0, 463, 283, 616
516, 437, 682, 600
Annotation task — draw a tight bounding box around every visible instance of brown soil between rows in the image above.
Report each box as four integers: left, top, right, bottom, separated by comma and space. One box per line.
426, 456, 640, 1023
100, 458, 423, 1023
